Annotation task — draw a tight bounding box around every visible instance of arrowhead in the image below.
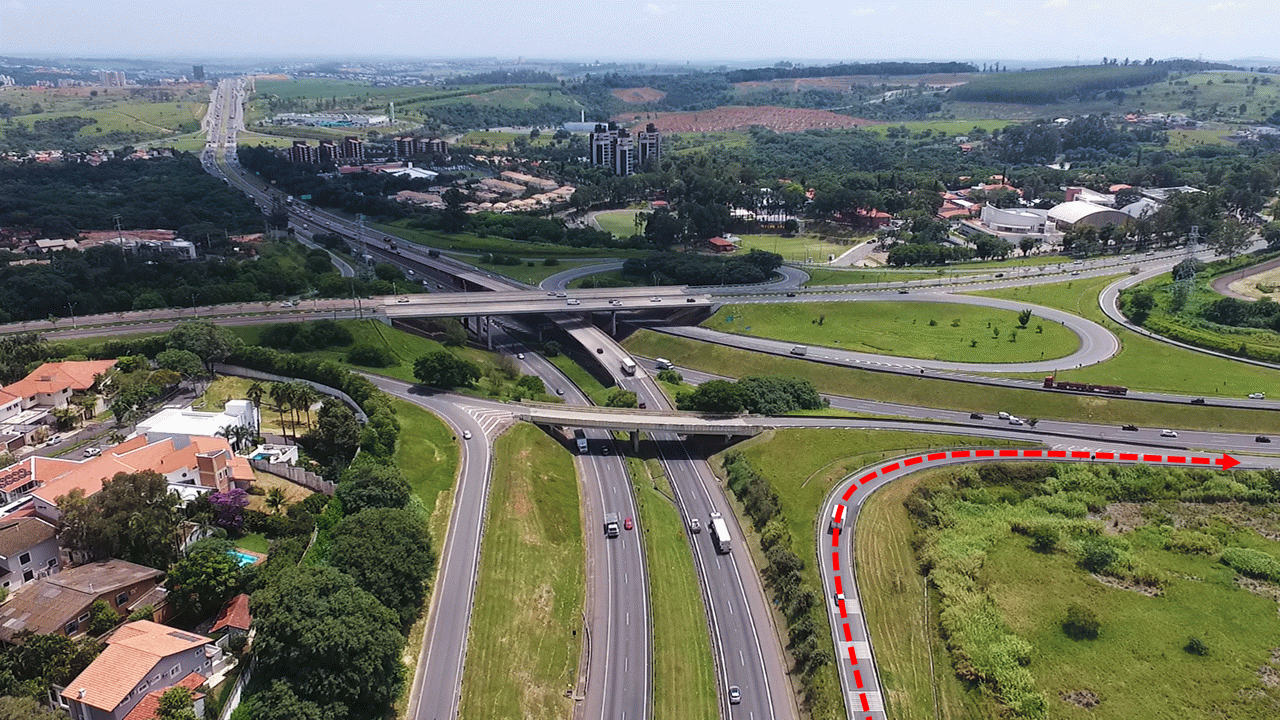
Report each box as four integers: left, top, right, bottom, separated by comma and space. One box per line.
1217, 454, 1241, 470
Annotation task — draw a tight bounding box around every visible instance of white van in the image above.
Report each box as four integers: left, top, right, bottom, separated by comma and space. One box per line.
655, 358, 674, 370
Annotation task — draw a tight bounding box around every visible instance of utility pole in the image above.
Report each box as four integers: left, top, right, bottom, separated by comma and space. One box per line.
67, 302, 77, 329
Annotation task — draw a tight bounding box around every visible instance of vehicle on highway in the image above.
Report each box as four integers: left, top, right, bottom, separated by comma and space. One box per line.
546, 291, 557, 296
689, 517, 701, 533
574, 429, 588, 453
997, 411, 1010, 419
397, 297, 410, 303
596, 348, 604, 354
566, 298, 580, 306
1122, 424, 1139, 431
602, 446, 609, 455
1160, 429, 1178, 438
1257, 436, 1271, 443
604, 513, 620, 538
516, 353, 525, 360
786, 292, 797, 297
620, 357, 637, 375
1071, 270, 1081, 276
1043, 374, 1128, 396
728, 686, 741, 705
832, 591, 845, 607
969, 412, 984, 420
897, 288, 909, 294
624, 517, 633, 531
709, 512, 731, 554
1008, 417, 1024, 425
655, 358, 674, 370
279, 300, 294, 307
1191, 397, 1207, 404
462, 430, 472, 440
650, 296, 662, 302
555, 291, 567, 298
1249, 392, 1266, 399
555, 388, 564, 395
790, 345, 808, 356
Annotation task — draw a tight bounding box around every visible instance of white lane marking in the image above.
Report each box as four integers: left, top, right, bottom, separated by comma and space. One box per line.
740, 650, 745, 666
848, 690, 885, 712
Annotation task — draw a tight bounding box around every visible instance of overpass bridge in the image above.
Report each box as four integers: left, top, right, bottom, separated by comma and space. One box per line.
514, 401, 774, 448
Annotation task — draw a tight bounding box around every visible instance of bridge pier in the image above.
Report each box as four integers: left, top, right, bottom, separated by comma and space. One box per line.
630, 430, 639, 453
485, 315, 493, 349
611, 311, 617, 336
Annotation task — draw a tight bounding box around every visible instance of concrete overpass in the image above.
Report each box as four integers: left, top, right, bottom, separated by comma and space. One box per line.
515, 401, 770, 448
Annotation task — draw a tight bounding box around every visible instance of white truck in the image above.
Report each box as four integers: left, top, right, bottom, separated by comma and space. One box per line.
709, 512, 731, 554
654, 358, 674, 370
604, 512, 620, 538
790, 345, 808, 356
574, 429, 588, 454
620, 357, 637, 375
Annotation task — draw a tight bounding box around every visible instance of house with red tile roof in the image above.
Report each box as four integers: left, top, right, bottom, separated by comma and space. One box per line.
0, 360, 116, 450
0, 434, 253, 521
0, 560, 165, 644
120, 672, 206, 720
210, 593, 251, 637
59, 621, 219, 720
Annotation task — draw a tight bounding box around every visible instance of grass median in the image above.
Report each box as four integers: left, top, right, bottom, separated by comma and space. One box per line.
974, 275, 1280, 398
459, 423, 584, 720
622, 328, 1280, 433
703, 301, 1079, 364
625, 454, 717, 720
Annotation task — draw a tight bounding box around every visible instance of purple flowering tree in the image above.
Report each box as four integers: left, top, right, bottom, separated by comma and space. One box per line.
209, 488, 250, 532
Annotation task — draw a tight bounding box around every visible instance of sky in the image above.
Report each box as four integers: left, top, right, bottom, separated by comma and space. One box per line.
1, 0, 1274, 65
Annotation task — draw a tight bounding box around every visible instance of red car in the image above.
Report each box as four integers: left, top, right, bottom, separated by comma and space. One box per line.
624, 517, 634, 531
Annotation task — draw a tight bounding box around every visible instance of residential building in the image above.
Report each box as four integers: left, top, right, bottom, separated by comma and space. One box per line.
0, 360, 116, 446
60, 621, 219, 720
637, 123, 662, 167
0, 517, 60, 592
589, 122, 636, 176
210, 594, 251, 638
287, 140, 316, 164
317, 140, 340, 163
191, 65, 204, 81
706, 236, 738, 253
393, 136, 415, 158
134, 401, 254, 444
341, 136, 364, 160
0, 560, 165, 644
0, 432, 253, 519
118, 672, 206, 720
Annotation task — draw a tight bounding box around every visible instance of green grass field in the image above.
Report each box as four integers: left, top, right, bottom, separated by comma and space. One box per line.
621, 329, 1280, 433
458, 423, 584, 720
391, 398, 460, 527
860, 119, 1011, 137
0, 85, 210, 144
733, 234, 857, 263
854, 472, 994, 720
626, 455, 717, 720
717, 429, 1030, 720
974, 275, 1280, 398
379, 221, 645, 259
593, 209, 644, 238
545, 353, 613, 405
803, 267, 943, 285
704, 301, 1080, 364
469, 258, 596, 285
228, 319, 445, 384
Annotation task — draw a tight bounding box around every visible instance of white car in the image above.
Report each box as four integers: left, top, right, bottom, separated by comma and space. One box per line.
516, 353, 525, 360
1008, 417, 1024, 426
689, 518, 701, 533
566, 298, 580, 306
650, 296, 662, 302
397, 297, 410, 304
1160, 429, 1179, 438
462, 430, 472, 440
1249, 392, 1266, 399
728, 686, 741, 705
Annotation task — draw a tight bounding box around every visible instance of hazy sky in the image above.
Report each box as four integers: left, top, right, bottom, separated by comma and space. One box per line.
1, 0, 1273, 64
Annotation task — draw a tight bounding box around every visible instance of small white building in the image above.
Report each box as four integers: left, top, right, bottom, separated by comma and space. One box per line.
134, 400, 255, 444
979, 206, 1048, 234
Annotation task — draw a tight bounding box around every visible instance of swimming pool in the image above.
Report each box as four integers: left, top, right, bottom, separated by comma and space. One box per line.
229, 550, 259, 567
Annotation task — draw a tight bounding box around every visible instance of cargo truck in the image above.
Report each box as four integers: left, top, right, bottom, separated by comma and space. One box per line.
709, 512, 731, 554
620, 357, 637, 375
790, 345, 808, 356
1042, 373, 1127, 396
573, 429, 588, 453
604, 513, 620, 538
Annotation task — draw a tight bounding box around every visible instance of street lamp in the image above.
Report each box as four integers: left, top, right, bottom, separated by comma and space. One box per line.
67, 302, 77, 329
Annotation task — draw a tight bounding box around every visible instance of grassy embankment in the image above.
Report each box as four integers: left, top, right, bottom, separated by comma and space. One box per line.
621, 329, 1280, 433
625, 454, 718, 720
378, 220, 647, 260
974, 273, 1280, 398
712, 429, 1032, 720
0, 85, 209, 144
703, 301, 1080, 364
458, 423, 584, 720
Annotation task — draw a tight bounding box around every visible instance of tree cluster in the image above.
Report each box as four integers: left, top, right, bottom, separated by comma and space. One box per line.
678, 376, 826, 415
621, 249, 783, 286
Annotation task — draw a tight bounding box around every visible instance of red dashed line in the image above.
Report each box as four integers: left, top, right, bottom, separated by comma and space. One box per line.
832, 552, 840, 572
976, 449, 994, 457
1143, 454, 1163, 462
999, 449, 1018, 457
860, 693, 870, 712
1095, 452, 1114, 460
843, 623, 853, 642
847, 646, 858, 665
1168, 456, 1186, 464
1048, 450, 1067, 458
854, 669, 863, 688
831, 528, 841, 547
834, 505, 845, 524
839, 599, 847, 618
927, 452, 946, 461
1192, 457, 1211, 465
881, 462, 900, 473
842, 485, 857, 500
951, 450, 970, 458
1071, 451, 1090, 459
905, 456, 923, 466
834, 576, 843, 594
1120, 453, 1138, 461
859, 471, 877, 485
1023, 449, 1043, 458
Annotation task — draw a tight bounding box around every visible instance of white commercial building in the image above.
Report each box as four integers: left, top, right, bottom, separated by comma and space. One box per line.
979, 206, 1048, 234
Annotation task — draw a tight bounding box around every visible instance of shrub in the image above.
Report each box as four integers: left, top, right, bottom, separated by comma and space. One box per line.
1028, 525, 1059, 552
1165, 530, 1220, 555
1185, 636, 1209, 656
1220, 546, 1280, 582
346, 343, 395, 368
1062, 603, 1100, 640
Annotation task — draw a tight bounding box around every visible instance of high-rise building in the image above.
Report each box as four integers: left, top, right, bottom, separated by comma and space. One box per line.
98, 71, 125, 87
318, 140, 340, 163
342, 136, 364, 160
288, 140, 317, 164
192, 65, 205, 81
589, 122, 651, 176
394, 136, 415, 158
637, 123, 662, 168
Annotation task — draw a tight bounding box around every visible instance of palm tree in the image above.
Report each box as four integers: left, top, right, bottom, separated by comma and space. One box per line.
264, 486, 287, 515
246, 381, 266, 434
268, 383, 292, 439
292, 383, 320, 431
216, 424, 236, 450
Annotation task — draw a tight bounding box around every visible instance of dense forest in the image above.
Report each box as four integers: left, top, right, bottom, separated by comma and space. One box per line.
949, 60, 1233, 104
724, 61, 978, 83
0, 154, 262, 238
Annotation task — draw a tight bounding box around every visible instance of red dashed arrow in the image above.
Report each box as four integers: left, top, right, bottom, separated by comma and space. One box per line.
830, 447, 1242, 719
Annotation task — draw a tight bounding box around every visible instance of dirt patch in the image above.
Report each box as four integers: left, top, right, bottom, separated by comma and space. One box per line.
1091, 572, 1163, 597
610, 87, 666, 103
616, 106, 877, 134
1099, 502, 1145, 535
246, 471, 316, 512
1260, 664, 1280, 687
1061, 689, 1101, 708
1236, 575, 1280, 606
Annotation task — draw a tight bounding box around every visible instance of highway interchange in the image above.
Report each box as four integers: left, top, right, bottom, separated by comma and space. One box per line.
36, 78, 1277, 720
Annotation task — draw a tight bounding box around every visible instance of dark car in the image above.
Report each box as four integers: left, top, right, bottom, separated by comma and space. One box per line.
969, 412, 984, 420
596, 348, 604, 354
639, 402, 647, 409
994, 273, 1005, 278
786, 292, 797, 297
897, 289, 909, 294
1122, 424, 1139, 431
1190, 397, 1207, 404
1258, 435, 1272, 443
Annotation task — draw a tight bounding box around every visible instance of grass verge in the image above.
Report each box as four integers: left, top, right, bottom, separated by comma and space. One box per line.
458, 423, 584, 720
974, 275, 1280, 398
622, 329, 1280, 433
625, 454, 717, 720
703, 301, 1079, 364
